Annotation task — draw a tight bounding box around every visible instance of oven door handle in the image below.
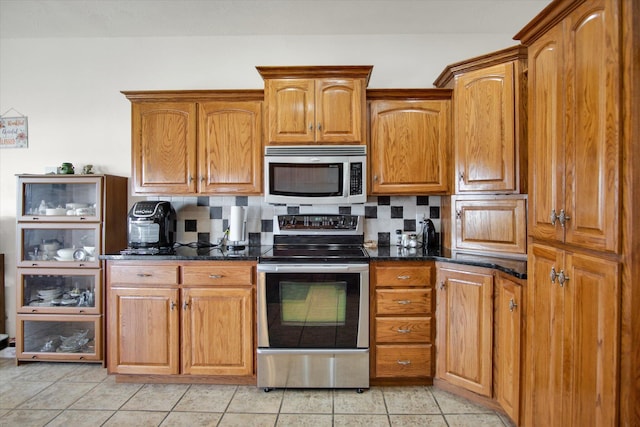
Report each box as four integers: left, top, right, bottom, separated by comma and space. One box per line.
257, 264, 368, 273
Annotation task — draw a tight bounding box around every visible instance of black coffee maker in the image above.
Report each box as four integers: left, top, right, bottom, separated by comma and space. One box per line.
127, 201, 176, 251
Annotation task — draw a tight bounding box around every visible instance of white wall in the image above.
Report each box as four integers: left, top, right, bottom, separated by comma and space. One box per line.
0, 32, 520, 337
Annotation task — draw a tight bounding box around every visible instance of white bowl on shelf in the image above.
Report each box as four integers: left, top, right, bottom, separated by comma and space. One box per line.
56, 248, 75, 260
83, 246, 95, 256
45, 208, 67, 215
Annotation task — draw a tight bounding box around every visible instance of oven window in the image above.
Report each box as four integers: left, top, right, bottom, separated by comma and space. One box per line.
270, 163, 343, 197
264, 272, 362, 348
280, 281, 346, 326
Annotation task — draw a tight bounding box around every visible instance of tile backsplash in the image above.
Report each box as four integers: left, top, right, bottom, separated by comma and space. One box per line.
149, 195, 441, 247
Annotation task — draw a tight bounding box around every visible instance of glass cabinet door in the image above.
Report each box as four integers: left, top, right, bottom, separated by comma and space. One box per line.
18, 176, 101, 222
17, 268, 101, 314
16, 314, 102, 361
18, 223, 101, 268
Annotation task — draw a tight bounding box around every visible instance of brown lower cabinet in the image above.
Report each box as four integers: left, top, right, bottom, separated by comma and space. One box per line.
106, 260, 254, 379
370, 261, 434, 383
435, 262, 524, 425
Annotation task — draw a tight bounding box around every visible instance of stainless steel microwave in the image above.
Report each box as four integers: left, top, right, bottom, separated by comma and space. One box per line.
264, 145, 367, 205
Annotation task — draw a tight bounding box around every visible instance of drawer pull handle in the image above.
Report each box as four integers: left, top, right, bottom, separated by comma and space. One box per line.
397, 360, 411, 365
397, 328, 411, 334
396, 300, 412, 305
209, 274, 223, 279
137, 273, 152, 277
397, 275, 411, 280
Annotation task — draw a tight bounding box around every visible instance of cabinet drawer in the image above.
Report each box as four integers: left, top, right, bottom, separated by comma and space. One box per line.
374, 265, 431, 287
376, 289, 432, 315
181, 265, 253, 285
375, 344, 432, 378
375, 317, 432, 343
108, 265, 179, 285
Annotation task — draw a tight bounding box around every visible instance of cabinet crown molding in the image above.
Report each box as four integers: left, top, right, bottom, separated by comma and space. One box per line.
256, 65, 373, 85
433, 45, 527, 88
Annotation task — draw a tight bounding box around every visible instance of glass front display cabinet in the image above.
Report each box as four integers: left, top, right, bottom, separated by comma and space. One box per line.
15, 174, 128, 364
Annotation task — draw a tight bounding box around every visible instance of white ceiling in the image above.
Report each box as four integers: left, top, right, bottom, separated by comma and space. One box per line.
0, 0, 551, 39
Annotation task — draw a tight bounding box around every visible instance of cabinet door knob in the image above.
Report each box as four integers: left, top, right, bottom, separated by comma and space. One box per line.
170, 301, 176, 310
558, 209, 571, 227
137, 273, 152, 277
397, 275, 411, 280
509, 299, 518, 312
397, 328, 411, 334
209, 274, 223, 279
459, 172, 465, 182
550, 209, 558, 225
456, 209, 462, 219
183, 301, 189, 310
558, 270, 569, 287
397, 360, 411, 365
317, 123, 322, 131
439, 281, 446, 291
309, 123, 313, 130
396, 300, 412, 305
550, 267, 557, 283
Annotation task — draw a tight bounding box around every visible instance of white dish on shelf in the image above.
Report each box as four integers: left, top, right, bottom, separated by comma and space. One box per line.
65, 203, 88, 209
45, 208, 67, 215
54, 256, 72, 261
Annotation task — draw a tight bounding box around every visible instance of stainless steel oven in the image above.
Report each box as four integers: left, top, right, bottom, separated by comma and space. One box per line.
257, 214, 369, 391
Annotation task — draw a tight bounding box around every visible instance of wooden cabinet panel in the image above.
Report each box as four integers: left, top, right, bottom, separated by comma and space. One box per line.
527, 0, 619, 253
374, 264, 432, 287
375, 289, 431, 315
108, 264, 179, 285
563, 1, 619, 252
258, 66, 371, 146
563, 251, 619, 427
528, 24, 565, 244
265, 79, 315, 144
106, 261, 255, 378
108, 286, 180, 375
375, 317, 432, 343
132, 102, 197, 194
182, 287, 253, 376
455, 62, 517, 193
198, 101, 262, 194
375, 344, 432, 378
449, 195, 527, 255
315, 79, 364, 143
371, 261, 434, 381
525, 243, 619, 427
436, 263, 493, 397
495, 275, 523, 425
181, 264, 254, 286
369, 99, 450, 194
125, 92, 263, 195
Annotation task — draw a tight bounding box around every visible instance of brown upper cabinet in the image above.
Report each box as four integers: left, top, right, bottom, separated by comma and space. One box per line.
368, 90, 452, 195
434, 46, 528, 194
123, 91, 263, 195
519, 0, 619, 254
257, 66, 372, 145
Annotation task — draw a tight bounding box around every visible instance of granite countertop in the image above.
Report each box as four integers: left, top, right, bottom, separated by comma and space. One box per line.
101, 245, 269, 261
366, 246, 527, 280
102, 245, 527, 279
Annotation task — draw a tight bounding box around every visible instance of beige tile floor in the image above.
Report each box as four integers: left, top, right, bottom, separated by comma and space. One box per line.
0, 352, 514, 427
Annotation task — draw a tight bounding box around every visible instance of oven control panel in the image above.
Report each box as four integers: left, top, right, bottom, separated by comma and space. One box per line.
276, 214, 361, 232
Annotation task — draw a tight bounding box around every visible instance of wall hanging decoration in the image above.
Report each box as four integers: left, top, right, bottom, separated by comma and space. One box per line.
0, 108, 28, 148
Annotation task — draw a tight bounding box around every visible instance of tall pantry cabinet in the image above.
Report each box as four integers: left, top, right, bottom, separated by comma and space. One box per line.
515, 0, 640, 425
15, 174, 128, 363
